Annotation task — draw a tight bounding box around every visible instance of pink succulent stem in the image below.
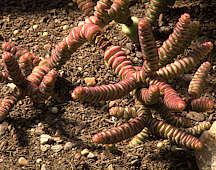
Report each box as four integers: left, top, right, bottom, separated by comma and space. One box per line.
2, 52, 28, 88
147, 117, 203, 150
138, 19, 159, 73
38, 70, 57, 102
0, 93, 21, 121
92, 113, 147, 144
148, 79, 186, 111
188, 61, 211, 98
72, 77, 137, 102
109, 106, 140, 120
158, 13, 199, 66
184, 121, 211, 136
191, 97, 214, 112
156, 42, 213, 80
104, 46, 136, 79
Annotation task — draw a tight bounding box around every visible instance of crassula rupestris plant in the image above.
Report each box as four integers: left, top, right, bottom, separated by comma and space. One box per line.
70, 13, 214, 150
0, 42, 57, 120
0, 0, 214, 152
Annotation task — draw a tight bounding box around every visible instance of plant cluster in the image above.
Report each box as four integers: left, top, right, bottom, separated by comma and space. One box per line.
0, 0, 214, 151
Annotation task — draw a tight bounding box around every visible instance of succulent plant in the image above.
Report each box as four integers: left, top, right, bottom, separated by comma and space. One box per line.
70, 13, 214, 150
0, 42, 57, 120
0, 0, 213, 153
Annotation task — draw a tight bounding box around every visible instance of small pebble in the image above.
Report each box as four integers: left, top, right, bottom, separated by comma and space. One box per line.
84, 77, 96, 86
35, 126, 44, 135
107, 164, 114, 170
52, 137, 63, 143
156, 141, 165, 149
81, 148, 89, 156
83, 72, 88, 77
68, 2, 73, 6
133, 57, 139, 62
74, 153, 81, 160
41, 164, 47, 170
170, 145, 183, 152
124, 49, 130, 55
131, 159, 140, 166
13, 30, 19, 35
109, 20, 116, 25
40, 134, 52, 144
7, 124, 12, 131
77, 66, 83, 71
33, 24, 38, 30
126, 43, 133, 50
7, 83, 16, 89
136, 51, 142, 58
0, 122, 8, 136
18, 157, 28, 166
38, 123, 43, 127
64, 142, 74, 151
40, 144, 50, 152
87, 152, 95, 159
63, 25, 69, 30
49, 107, 58, 114
51, 144, 63, 153
158, 13, 164, 26
30, 128, 35, 133
36, 158, 42, 164
42, 32, 48, 37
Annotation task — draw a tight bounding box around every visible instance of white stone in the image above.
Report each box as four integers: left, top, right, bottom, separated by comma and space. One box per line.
63, 25, 69, 30
81, 148, 89, 156
36, 158, 42, 164
33, 24, 38, 30
40, 134, 52, 144
77, 67, 83, 71
195, 121, 216, 170
13, 30, 19, 35
42, 32, 48, 37
7, 83, 16, 89
87, 152, 95, 159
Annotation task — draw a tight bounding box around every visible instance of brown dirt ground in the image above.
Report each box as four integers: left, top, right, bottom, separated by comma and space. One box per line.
0, 0, 216, 169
